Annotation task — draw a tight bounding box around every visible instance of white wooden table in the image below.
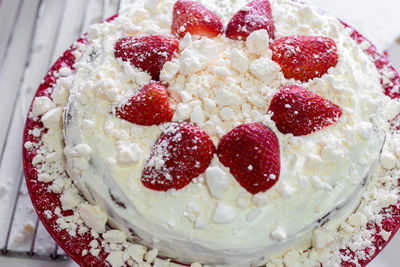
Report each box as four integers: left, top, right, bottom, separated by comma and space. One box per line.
0, 0, 398, 266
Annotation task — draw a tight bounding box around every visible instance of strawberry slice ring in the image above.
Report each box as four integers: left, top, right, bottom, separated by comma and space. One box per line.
22, 6, 400, 267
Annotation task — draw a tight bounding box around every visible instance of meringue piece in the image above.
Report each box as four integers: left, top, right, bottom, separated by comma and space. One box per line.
78, 203, 107, 233
212, 203, 235, 224
205, 166, 229, 199
32, 96, 56, 117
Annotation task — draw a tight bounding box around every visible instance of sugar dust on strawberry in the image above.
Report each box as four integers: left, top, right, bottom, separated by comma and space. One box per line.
114, 35, 179, 80
142, 122, 215, 191
217, 123, 280, 194
172, 0, 224, 38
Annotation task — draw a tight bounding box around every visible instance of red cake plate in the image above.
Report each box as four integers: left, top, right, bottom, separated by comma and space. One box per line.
22, 13, 400, 267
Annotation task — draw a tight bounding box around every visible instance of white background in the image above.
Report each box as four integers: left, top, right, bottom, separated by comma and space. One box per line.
0, 0, 399, 266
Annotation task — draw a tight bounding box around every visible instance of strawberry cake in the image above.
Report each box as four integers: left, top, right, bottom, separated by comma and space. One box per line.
24, 0, 400, 266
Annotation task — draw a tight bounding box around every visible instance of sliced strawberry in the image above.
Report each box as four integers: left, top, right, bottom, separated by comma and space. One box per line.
115, 82, 174, 126
270, 36, 339, 82
225, 0, 275, 41
269, 85, 343, 136
217, 123, 280, 194
114, 35, 179, 80
142, 122, 215, 191
172, 0, 224, 39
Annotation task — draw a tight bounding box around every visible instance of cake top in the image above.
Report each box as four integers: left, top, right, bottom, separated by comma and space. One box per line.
58, 0, 389, 266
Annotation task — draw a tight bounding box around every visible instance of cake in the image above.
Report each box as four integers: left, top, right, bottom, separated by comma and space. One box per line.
23, 0, 400, 266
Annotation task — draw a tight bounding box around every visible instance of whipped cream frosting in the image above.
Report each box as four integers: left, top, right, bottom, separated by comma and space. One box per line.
63, 0, 387, 266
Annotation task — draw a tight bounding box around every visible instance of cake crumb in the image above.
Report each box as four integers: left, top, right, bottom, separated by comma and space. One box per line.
128, 244, 146, 263
106, 251, 125, 267
23, 221, 36, 234
78, 203, 107, 233
145, 249, 158, 263
312, 229, 335, 250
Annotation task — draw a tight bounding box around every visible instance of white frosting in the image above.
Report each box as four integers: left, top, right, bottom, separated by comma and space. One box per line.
62, 0, 388, 266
